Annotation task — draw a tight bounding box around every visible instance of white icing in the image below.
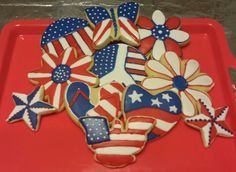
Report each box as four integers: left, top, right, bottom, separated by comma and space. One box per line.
110, 134, 146, 141
184, 60, 199, 79
169, 29, 189, 43
152, 39, 166, 61
70, 73, 97, 84
28, 73, 51, 79
128, 52, 145, 60
131, 74, 146, 82
96, 28, 111, 47
119, 17, 139, 40
146, 60, 173, 78
95, 147, 140, 155
186, 113, 210, 121
138, 28, 152, 39
202, 122, 212, 147
214, 123, 233, 137
188, 75, 213, 86
165, 52, 181, 75
186, 88, 212, 106
44, 80, 53, 90
162, 93, 172, 102
99, 99, 117, 117
128, 122, 153, 130
72, 31, 92, 56
62, 47, 72, 64
7, 105, 26, 121
114, 124, 122, 129
142, 78, 172, 90
84, 26, 93, 39
70, 56, 92, 68
128, 90, 143, 103
53, 83, 61, 108
125, 63, 145, 71
58, 37, 70, 50
47, 42, 57, 57
155, 119, 177, 132
93, 19, 111, 42
180, 91, 195, 116
42, 53, 56, 68
152, 10, 166, 25
151, 98, 163, 107
216, 107, 228, 121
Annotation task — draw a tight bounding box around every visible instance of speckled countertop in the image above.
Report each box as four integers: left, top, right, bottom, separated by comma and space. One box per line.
0, 0, 235, 82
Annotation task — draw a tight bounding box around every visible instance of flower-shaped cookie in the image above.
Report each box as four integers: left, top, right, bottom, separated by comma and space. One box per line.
28, 47, 98, 110
141, 52, 214, 116
137, 10, 189, 60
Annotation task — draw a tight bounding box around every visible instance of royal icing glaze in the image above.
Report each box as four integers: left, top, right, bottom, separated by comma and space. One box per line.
137, 10, 189, 60
28, 47, 98, 110
91, 43, 147, 86
65, 82, 94, 123
141, 51, 214, 116
123, 84, 182, 140
6, 86, 56, 131
85, 2, 140, 49
185, 99, 234, 147
41, 18, 95, 57
79, 116, 155, 168
87, 82, 125, 122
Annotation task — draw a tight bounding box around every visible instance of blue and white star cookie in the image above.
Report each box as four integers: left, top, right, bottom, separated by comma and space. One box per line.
6, 86, 56, 131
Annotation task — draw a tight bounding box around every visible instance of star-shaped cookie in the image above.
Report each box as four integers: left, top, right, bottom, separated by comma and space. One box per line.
185, 99, 234, 147
6, 86, 56, 131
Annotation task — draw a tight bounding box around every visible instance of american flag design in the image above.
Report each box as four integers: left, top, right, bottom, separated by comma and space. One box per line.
87, 82, 125, 122
91, 43, 147, 86
85, 2, 140, 48
79, 116, 155, 168
124, 84, 182, 140
41, 18, 95, 57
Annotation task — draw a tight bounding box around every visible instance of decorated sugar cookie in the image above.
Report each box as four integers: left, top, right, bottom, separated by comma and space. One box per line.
85, 2, 140, 49
79, 116, 155, 168
64, 82, 94, 123
87, 82, 125, 122
185, 99, 234, 147
141, 51, 214, 116
91, 43, 147, 86
6, 86, 56, 131
41, 18, 95, 57
137, 10, 189, 60
28, 47, 98, 110
123, 84, 182, 140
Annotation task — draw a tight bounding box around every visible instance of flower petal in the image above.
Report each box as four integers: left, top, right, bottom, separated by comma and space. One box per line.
61, 47, 73, 64
169, 30, 189, 44
138, 29, 152, 39
42, 53, 56, 68
145, 60, 173, 78
137, 16, 155, 29
70, 71, 98, 86
186, 88, 212, 106
180, 91, 197, 116
141, 77, 172, 90
188, 74, 213, 87
164, 38, 182, 57
70, 56, 93, 69
152, 10, 166, 25
163, 51, 181, 75
183, 59, 199, 79
165, 17, 181, 30
138, 36, 156, 55
152, 40, 166, 60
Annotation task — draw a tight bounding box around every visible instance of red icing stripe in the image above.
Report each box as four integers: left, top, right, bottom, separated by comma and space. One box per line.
66, 34, 84, 56
52, 40, 64, 56
78, 29, 95, 54
94, 20, 112, 45
126, 58, 146, 65
119, 19, 139, 44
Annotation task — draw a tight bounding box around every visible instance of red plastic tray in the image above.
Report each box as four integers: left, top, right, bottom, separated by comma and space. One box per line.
0, 19, 236, 172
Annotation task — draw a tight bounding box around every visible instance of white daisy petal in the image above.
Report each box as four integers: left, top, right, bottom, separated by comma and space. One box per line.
28, 73, 51, 79
169, 30, 189, 43
146, 60, 173, 77
180, 91, 196, 116
188, 75, 213, 86
138, 29, 152, 39
152, 10, 166, 25
142, 78, 172, 90
184, 60, 199, 79
42, 53, 56, 68
164, 51, 181, 75
186, 88, 212, 106
53, 84, 61, 109
152, 40, 166, 60
70, 56, 92, 68
62, 47, 72, 64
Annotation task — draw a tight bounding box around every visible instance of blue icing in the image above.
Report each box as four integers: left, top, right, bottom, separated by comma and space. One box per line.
110, 8, 118, 36
91, 44, 118, 78
41, 18, 89, 46
66, 82, 94, 119
13, 95, 26, 106
117, 2, 139, 23
124, 85, 182, 114
79, 116, 110, 145
28, 109, 38, 130
27, 86, 40, 103
8, 108, 25, 122
85, 6, 111, 26
172, 75, 188, 91
147, 132, 160, 141
151, 25, 170, 40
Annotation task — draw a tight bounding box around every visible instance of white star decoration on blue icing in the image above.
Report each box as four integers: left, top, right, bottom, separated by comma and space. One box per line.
6, 86, 56, 131
128, 90, 143, 103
